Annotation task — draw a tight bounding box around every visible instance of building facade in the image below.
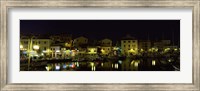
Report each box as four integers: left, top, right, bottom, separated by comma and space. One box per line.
20, 38, 52, 52
100, 39, 112, 55
138, 40, 151, 52
121, 35, 138, 55
73, 36, 88, 47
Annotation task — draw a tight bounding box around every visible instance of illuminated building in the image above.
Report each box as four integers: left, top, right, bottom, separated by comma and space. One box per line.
121, 35, 138, 55
73, 36, 88, 47
100, 38, 112, 55
20, 38, 52, 54
50, 45, 61, 58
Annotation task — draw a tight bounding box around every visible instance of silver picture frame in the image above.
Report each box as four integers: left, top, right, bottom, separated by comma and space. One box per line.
0, 0, 199, 91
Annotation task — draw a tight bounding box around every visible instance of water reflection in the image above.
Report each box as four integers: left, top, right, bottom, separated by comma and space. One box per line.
43, 58, 179, 71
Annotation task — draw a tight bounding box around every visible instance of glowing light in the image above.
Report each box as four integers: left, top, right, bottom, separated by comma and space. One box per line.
101, 49, 105, 53
93, 66, 96, 71
45, 66, 50, 71
55, 66, 60, 70
129, 49, 135, 52
90, 62, 94, 66
76, 62, 79, 67
152, 60, 156, 66
42, 50, 47, 53
56, 50, 60, 52
101, 63, 104, 66
115, 63, 118, 69
33, 45, 39, 50
134, 62, 139, 67
164, 48, 170, 52
90, 49, 94, 52
71, 64, 75, 68
174, 48, 178, 51
148, 49, 152, 52
63, 64, 67, 69
131, 60, 134, 65
140, 49, 144, 52
20, 45, 23, 49
168, 59, 171, 62
118, 60, 122, 64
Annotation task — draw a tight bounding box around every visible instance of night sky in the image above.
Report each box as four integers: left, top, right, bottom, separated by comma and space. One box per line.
20, 20, 180, 44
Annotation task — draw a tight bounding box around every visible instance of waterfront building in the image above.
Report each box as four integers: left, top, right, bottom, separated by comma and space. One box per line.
100, 38, 112, 55
121, 35, 138, 55
138, 40, 151, 52
73, 36, 88, 47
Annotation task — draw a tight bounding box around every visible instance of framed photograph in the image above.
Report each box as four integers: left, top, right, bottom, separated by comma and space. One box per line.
0, 0, 199, 91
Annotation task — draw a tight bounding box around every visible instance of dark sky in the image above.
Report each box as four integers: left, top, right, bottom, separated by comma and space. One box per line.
20, 20, 180, 44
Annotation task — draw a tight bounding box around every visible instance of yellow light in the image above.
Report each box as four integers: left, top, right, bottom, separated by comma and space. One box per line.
90, 49, 94, 52
164, 48, 170, 52
148, 49, 152, 52
101, 49, 105, 53
174, 48, 178, 51
90, 62, 94, 66
33, 45, 39, 50
129, 49, 135, 52
20, 45, 23, 49
152, 60, 156, 66
56, 50, 60, 52
101, 63, 104, 66
134, 62, 138, 67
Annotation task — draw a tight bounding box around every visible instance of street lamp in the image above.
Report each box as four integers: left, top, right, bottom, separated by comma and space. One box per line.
33, 45, 39, 50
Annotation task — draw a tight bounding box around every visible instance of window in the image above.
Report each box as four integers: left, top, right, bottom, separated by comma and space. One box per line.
124, 45, 126, 47
128, 41, 130, 43
44, 47, 46, 50
44, 41, 46, 44
128, 45, 130, 47
32, 41, 35, 44
132, 40, 135, 43
124, 41, 126, 43
38, 41, 40, 44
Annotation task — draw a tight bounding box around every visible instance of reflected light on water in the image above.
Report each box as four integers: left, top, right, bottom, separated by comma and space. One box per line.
101, 63, 103, 66
55, 65, 60, 70
115, 63, 118, 69
134, 62, 138, 67
45, 66, 50, 71
152, 60, 156, 66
